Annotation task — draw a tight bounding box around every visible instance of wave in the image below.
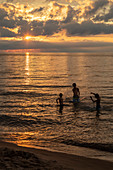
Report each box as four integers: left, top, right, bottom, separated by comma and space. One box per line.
5, 85, 71, 88
0, 115, 61, 127
61, 139, 113, 153
0, 91, 56, 97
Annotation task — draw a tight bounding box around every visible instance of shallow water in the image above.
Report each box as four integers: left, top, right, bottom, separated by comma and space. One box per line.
0, 52, 113, 157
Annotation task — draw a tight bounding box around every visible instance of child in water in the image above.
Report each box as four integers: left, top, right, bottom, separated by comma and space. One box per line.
90, 92, 101, 115
56, 93, 63, 106
72, 83, 80, 103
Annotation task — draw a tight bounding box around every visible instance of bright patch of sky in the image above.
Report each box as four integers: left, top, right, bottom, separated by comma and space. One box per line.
0, 0, 113, 52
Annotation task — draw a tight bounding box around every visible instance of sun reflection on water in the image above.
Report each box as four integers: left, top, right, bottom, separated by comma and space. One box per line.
25, 52, 30, 85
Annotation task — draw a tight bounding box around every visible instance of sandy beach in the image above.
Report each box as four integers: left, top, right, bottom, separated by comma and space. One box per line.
0, 141, 113, 170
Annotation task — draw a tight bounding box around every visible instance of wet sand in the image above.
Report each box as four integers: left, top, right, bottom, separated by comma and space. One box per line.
0, 141, 113, 170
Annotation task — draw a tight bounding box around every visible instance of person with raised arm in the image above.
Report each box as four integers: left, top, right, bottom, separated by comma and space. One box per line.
90, 92, 101, 115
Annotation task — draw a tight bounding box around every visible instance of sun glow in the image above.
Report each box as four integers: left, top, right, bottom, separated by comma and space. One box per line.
24, 36, 33, 40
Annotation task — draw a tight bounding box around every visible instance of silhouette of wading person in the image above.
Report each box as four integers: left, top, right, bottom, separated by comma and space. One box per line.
90, 92, 101, 116
72, 83, 80, 103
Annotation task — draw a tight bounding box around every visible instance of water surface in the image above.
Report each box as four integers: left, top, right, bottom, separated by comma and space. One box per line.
0, 52, 113, 158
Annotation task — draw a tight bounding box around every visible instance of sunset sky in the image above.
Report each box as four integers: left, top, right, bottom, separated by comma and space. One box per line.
1, 0, 113, 52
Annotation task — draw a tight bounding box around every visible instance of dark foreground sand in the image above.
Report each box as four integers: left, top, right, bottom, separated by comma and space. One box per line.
0, 141, 113, 170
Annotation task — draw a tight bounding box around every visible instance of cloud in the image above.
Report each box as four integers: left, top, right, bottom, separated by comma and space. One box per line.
0, 27, 16, 37
1, 39, 113, 53
63, 5, 76, 23
48, 1, 65, 19
0, 18, 16, 28
45, 0, 78, 5
93, 4, 113, 22
43, 20, 60, 35
62, 20, 113, 35
17, 20, 31, 36
30, 21, 44, 36
0, 2, 60, 37
2, 2, 16, 10
0, 3, 33, 37
1, 0, 113, 39
30, 7, 44, 14
17, 19, 60, 36
6, 0, 13, 2
83, 0, 109, 17
0, 7, 8, 20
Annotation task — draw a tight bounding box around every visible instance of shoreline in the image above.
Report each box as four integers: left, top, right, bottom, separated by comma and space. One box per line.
16, 142, 113, 163
0, 141, 113, 169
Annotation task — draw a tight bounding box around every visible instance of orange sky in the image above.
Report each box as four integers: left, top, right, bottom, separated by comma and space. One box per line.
0, 0, 113, 52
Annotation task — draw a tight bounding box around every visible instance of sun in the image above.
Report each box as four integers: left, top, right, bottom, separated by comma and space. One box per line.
24, 36, 32, 40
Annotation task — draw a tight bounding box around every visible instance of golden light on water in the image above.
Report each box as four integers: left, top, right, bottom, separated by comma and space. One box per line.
25, 52, 29, 73
25, 52, 30, 85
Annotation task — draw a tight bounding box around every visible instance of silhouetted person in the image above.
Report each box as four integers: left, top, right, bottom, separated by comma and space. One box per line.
72, 83, 80, 103
90, 92, 101, 116
56, 93, 63, 106
56, 93, 63, 113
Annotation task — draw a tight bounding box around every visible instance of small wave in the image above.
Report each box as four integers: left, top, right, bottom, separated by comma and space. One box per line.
61, 139, 113, 153
0, 91, 55, 97
5, 85, 71, 88
0, 115, 36, 127
0, 115, 61, 127
102, 96, 113, 99
8, 77, 24, 79
0, 105, 24, 108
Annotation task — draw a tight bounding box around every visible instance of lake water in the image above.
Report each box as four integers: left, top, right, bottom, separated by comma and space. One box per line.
0, 52, 113, 160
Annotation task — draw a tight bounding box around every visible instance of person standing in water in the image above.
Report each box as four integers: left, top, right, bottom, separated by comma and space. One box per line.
56, 93, 63, 113
56, 93, 63, 106
90, 92, 101, 116
72, 83, 80, 103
